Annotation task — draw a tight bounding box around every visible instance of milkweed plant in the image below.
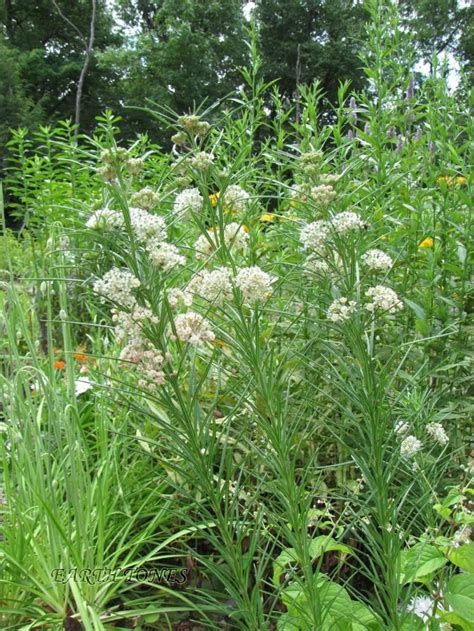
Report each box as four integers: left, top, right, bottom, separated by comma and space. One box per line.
0, 0, 472, 629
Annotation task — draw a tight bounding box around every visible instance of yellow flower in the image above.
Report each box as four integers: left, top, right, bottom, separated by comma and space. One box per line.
419, 237, 434, 248
380, 234, 388, 241
242, 224, 249, 233
436, 175, 467, 187
209, 192, 220, 206
259, 213, 276, 223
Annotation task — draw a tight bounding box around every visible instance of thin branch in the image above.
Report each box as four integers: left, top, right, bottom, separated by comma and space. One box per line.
51, 0, 87, 46
74, 0, 97, 135
51, 0, 97, 137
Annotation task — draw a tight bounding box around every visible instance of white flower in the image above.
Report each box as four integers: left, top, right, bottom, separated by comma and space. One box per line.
167, 288, 193, 309
362, 249, 393, 272
194, 223, 249, 260
173, 187, 203, 216
300, 220, 330, 251
332, 211, 365, 234
400, 435, 422, 458
75, 376, 93, 396
221, 185, 251, 213
129, 207, 166, 247
120, 340, 166, 391
327, 297, 357, 323
86, 208, 124, 230
130, 187, 160, 210
190, 151, 214, 170
93, 268, 140, 307
147, 242, 185, 271
235, 266, 274, 304
188, 267, 233, 305
407, 595, 435, 622
395, 421, 409, 435
113, 307, 165, 391
366, 285, 403, 314
453, 525, 472, 547
426, 422, 449, 445
223, 222, 249, 250
173, 312, 215, 345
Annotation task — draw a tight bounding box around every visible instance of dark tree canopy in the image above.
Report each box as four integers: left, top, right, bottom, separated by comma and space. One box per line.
0, 0, 472, 144
255, 0, 369, 103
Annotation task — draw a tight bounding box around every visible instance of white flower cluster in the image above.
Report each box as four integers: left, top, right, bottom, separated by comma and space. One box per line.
327, 297, 357, 323
453, 525, 472, 547
93, 268, 140, 307
188, 267, 233, 305
113, 307, 166, 392
310, 184, 337, 206
362, 249, 393, 272
86, 208, 124, 230
129, 207, 166, 248
113, 305, 158, 343
366, 285, 403, 314
177, 114, 210, 137
126, 157, 145, 176
300, 220, 330, 251
121, 342, 166, 391
130, 187, 160, 210
426, 422, 449, 445
235, 266, 274, 304
223, 222, 249, 250
221, 185, 251, 213
407, 596, 435, 623
400, 435, 422, 458
395, 421, 409, 435
190, 151, 214, 170
173, 312, 215, 345
194, 223, 249, 260
332, 211, 365, 234
167, 288, 193, 309
173, 187, 203, 216
147, 242, 185, 271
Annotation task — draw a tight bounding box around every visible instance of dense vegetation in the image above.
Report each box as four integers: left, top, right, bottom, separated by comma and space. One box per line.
0, 0, 473, 144
0, 0, 473, 629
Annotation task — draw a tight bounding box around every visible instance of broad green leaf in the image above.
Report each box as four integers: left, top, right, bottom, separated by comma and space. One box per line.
277, 612, 302, 631
445, 574, 474, 623
448, 543, 474, 573
308, 536, 352, 561
440, 610, 474, 630
273, 547, 299, 587
400, 544, 447, 583
351, 602, 380, 630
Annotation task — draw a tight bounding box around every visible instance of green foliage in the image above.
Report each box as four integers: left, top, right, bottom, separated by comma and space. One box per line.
0, 1, 473, 628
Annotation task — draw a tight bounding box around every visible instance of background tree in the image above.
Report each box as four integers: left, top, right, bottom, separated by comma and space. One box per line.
255, 0, 369, 114
399, 0, 473, 72
99, 0, 249, 141
0, 0, 120, 134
